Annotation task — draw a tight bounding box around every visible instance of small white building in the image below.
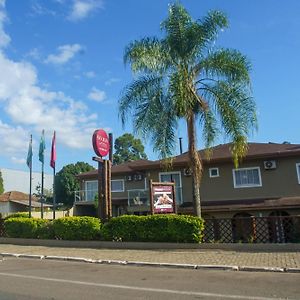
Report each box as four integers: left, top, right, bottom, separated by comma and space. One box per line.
0, 168, 53, 194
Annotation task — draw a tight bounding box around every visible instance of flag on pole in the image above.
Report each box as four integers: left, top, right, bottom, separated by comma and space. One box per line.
39, 130, 45, 164
26, 135, 33, 168
50, 131, 56, 169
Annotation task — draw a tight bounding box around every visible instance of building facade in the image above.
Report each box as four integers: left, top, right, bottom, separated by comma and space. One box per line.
75, 142, 300, 219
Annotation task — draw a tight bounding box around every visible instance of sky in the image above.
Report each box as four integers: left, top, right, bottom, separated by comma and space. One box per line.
0, 0, 300, 174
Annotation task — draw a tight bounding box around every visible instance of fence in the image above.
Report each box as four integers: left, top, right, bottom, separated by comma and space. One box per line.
0, 216, 299, 243
203, 216, 300, 243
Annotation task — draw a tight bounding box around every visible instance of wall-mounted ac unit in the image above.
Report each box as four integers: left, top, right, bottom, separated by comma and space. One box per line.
126, 175, 133, 181
183, 168, 192, 176
264, 160, 276, 170
133, 174, 144, 181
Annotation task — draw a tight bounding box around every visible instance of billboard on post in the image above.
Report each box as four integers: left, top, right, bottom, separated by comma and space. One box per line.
150, 182, 176, 214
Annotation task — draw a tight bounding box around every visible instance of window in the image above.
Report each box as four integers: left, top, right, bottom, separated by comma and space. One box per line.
209, 168, 219, 178
159, 171, 182, 203
232, 167, 262, 188
111, 179, 125, 192
296, 163, 300, 184
85, 181, 98, 201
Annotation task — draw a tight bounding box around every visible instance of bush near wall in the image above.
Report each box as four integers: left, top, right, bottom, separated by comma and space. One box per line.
101, 214, 204, 243
4, 217, 49, 238
5, 212, 30, 219
52, 216, 101, 240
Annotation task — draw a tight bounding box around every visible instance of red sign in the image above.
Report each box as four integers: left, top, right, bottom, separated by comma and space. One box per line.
153, 185, 175, 214
92, 129, 110, 157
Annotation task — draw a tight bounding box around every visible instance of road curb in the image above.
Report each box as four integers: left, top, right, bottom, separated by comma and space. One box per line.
196, 265, 239, 271
0, 252, 298, 273
238, 266, 285, 273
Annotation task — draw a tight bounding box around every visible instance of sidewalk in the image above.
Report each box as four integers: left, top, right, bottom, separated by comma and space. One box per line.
1, 243, 300, 272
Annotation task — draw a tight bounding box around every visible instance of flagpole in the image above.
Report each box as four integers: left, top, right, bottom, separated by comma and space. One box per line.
50, 131, 57, 220
41, 160, 44, 219
29, 135, 32, 218
53, 166, 56, 219
39, 130, 45, 219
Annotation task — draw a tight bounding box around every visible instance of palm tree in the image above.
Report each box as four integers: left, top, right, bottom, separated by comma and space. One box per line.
119, 3, 257, 217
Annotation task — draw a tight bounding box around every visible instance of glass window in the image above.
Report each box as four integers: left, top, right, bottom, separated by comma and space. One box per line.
209, 168, 219, 178
233, 167, 262, 188
159, 172, 182, 204
111, 180, 124, 192
296, 163, 300, 184
85, 181, 98, 201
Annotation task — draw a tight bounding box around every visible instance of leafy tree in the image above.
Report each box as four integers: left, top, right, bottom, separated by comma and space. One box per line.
119, 4, 257, 217
34, 183, 53, 203
55, 162, 95, 207
0, 170, 4, 194
113, 133, 148, 165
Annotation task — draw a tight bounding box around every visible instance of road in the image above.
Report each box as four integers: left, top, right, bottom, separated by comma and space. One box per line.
0, 258, 298, 300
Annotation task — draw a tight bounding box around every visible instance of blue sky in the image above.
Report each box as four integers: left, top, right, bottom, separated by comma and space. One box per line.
0, 0, 299, 174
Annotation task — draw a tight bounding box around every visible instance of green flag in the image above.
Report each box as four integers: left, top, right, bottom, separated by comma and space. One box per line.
26, 135, 33, 168
39, 130, 45, 164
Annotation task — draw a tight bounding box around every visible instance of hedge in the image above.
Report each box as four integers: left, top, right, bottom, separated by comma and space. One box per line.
52, 216, 101, 240
101, 214, 204, 243
5, 212, 30, 219
3, 215, 203, 243
4, 217, 49, 238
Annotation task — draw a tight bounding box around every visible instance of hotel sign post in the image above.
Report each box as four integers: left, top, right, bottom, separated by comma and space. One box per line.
92, 129, 112, 221
149, 180, 176, 214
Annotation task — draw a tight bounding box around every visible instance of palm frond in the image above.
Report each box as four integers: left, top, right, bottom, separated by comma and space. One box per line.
199, 81, 257, 165
124, 37, 170, 73
197, 48, 251, 84
161, 3, 193, 60
197, 10, 228, 47
199, 108, 218, 153
119, 75, 163, 126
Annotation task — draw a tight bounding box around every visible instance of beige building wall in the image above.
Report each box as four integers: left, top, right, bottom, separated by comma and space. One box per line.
200, 157, 300, 202
81, 156, 300, 206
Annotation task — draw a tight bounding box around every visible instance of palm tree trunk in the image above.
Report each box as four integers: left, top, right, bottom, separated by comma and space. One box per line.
186, 113, 202, 217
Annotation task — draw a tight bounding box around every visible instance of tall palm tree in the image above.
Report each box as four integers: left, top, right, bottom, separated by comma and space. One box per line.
119, 3, 257, 217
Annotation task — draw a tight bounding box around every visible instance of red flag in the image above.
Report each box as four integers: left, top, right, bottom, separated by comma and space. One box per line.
50, 131, 56, 169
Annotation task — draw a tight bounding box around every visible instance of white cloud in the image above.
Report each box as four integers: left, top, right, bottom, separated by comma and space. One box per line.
0, 120, 29, 157
0, 52, 99, 151
31, 1, 56, 17
0, 2, 105, 158
26, 48, 41, 60
45, 44, 83, 64
68, 0, 103, 21
11, 156, 26, 164
88, 87, 106, 102
105, 77, 120, 86
84, 71, 96, 78
0, 0, 10, 48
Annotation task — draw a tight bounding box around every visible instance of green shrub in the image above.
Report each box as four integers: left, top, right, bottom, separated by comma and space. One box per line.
4, 217, 49, 238
36, 221, 55, 239
101, 214, 204, 243
5, 212, 30, 219
52, 216, 101, 240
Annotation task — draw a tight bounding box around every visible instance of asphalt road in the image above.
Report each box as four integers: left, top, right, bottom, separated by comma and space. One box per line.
0, 258, 299, 300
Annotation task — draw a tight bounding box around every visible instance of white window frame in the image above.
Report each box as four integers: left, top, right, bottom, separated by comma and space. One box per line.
159, 171, 182, 187
296, 163, 300, 184
232, 167, 262, 188
144, 177, 148, 190
159, 171, 183, 203
111, 179, 125, 192
209, 168, 219, 178
84, 180, 98, 201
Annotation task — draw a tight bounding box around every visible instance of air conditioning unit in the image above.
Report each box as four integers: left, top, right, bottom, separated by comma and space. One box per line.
264, 160, 276, 170
133, 174, 143, 181
183, 168, 192, 176
126, 175, 133, 181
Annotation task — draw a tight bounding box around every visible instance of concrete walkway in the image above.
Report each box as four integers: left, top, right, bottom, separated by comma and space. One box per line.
1, 244, 300, 272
